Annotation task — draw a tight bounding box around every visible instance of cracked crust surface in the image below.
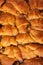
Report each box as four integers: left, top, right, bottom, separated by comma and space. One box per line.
0, 0, 43, 65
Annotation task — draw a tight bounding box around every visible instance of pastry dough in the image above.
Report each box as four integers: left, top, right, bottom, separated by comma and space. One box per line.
0, 13, 16, 25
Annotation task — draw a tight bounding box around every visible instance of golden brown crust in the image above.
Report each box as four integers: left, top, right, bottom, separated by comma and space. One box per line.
0, 0, 43, 64
0, 42, 2, 49
2, 46, 23, 61
0, 12, 16, 25
1, 36, 18, 47
1, 43, 43, 61
0, 54, 43, 65
27, 44, 43, 57
29, 0, 43, 10
0, 54, 16, 65
16, 16, 30, 33
0, 25, 18, 36
20, 58, 43, 65
0, 0, 4, 6
0, 33, 34, 48
0, 3, 20, 16
37, 0, 43, 10
30, 29, 43, 44
7, 0, 29, 14
30, 18, 43, 31
16, 33, 34, 44
26, 9, 43, 20
18, 45, 36, 59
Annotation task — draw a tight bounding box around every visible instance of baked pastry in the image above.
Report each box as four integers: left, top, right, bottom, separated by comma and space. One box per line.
20, 58, 43, 65
1, 43, 43, 61
0, 42, 2, 49
30, 29, 43, 44
0, 0, 4, 7
0, 12, 16, 25
0, 45, 35, 60
0, 0, 29, 15
1, 31, 43, 48
16, 16, 30, 33
26, 9, 43, 20
2, 46, 23, 61
0, 54, 16, 65
0, 0, 43, 65
16, 33, 34, 44
0, 34, 34, 47
0, 25, 18, 36
0, 36, 18, 47
0, 3, 20, 16
6, 0, 29, 14
29, 0, 43, 10
30, 18, 43, 31
0, 54, 43, 65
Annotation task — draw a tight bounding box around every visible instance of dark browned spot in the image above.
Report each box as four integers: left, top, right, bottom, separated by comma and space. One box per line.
0, 47, 5, 54
25, 0, 29, 3
0, 60, 2, 65
39, 10, 43, 15
13, 61, 19, 65
0, 36, 2, 41
0, 24, 2, 28
1, 0, 6, 7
